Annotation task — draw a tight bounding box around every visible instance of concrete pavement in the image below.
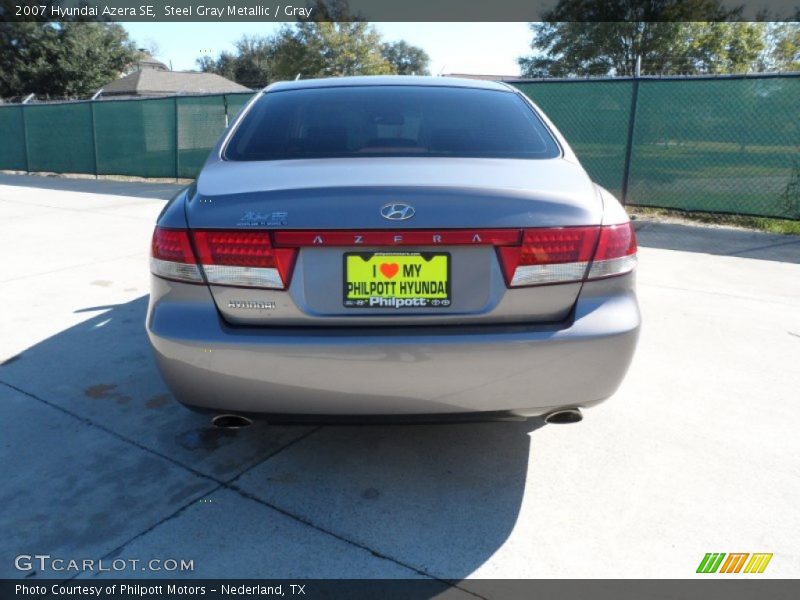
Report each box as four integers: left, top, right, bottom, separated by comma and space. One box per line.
1, 173, 798, 585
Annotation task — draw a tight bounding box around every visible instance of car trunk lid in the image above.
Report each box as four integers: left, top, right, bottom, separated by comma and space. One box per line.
185, 157, 602, 326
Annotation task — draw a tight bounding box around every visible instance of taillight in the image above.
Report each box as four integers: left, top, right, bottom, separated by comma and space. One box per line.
150, 224, 635, 290
150, 228, 203, 283
587, 222, 637, 280
191, 230, 297, 289
498, 222, 637, 287
498, 226, 599, 286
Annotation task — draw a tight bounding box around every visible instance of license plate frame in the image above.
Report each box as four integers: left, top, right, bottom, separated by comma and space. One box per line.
343, 251, 451, 309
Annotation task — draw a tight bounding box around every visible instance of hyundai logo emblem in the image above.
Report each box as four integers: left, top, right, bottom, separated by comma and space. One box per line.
380, 203, 415, 221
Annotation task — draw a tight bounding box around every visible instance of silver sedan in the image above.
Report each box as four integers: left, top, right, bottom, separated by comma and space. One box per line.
146, 76, 640, 424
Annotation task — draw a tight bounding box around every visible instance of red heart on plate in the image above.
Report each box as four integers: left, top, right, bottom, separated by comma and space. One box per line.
380, 263, 399, 279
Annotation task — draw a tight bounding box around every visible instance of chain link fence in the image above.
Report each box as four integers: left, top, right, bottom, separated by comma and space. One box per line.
0, 92, 255, 180
514, 73, 800, 219
1, 74, 798, 219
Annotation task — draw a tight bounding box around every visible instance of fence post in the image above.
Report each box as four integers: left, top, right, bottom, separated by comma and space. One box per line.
19, 104, 31, 173
89, 100, 99, 179
621, 76, 640, 205
173, 96, 180, 181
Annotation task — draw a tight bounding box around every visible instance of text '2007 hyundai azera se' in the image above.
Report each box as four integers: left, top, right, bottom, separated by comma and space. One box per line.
146, 76, 640, 424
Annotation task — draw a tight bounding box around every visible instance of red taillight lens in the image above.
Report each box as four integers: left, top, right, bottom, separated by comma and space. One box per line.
151, 228, 197, 264
518, 226, 601, 264
594, 222, 637, 260
150, 223, 635, 290
150, 228, 297, 288
498, 223, 637, 287
498, 226, 600, 286
150, 227, 203, 283
587, 222, 637, 280
192, 230, 275, 267
191, 230, 297, 289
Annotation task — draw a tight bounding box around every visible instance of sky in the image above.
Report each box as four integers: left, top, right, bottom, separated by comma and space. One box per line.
122, 22, 534, 77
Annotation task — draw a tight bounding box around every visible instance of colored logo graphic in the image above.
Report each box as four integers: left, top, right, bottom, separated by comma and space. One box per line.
696, 553, 773, 574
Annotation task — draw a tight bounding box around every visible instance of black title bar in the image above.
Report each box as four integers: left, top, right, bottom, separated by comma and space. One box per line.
4, 579, 800, 600
2, 0, 799, 22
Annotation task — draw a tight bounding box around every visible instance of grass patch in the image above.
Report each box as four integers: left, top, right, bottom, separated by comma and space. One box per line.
629, 206, 800, 236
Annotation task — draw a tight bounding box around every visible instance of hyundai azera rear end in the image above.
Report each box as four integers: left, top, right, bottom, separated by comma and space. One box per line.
146, 76, 640, 422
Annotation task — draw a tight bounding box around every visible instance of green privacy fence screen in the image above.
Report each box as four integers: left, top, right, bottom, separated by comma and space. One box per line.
94, 97, 177, 177
514, 80, 635, 197
625, 77, 799, 218
25, 102, 96, 174
0, 91, 255, 181
1, 75, 799, 218
0, 105, 27, 170
514, 73, 800, 219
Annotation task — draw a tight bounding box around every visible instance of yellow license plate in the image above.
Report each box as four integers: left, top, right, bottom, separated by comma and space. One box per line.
344, 252, 451, 309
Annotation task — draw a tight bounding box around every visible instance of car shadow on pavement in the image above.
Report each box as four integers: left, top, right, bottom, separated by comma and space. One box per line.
634, 220, 800, 264
0, 295, 538, 580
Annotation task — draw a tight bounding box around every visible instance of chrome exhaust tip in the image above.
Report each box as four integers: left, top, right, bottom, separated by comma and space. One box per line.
211, 414, 253, 429
544, 408, 583, 425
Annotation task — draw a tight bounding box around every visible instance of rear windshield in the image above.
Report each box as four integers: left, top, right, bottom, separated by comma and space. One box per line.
224, 85, 561, 161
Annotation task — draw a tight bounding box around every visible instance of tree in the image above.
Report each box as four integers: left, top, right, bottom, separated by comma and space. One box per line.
198, 22, 396, 85
287, 21, 394, 78
760, 22, 800, 71
516, 0, 774, 77
679, 22, 766, 74
381, 40, 431, 75
198, 35, 279, 88
0, 22, 140, 98
198, 0, 428, 85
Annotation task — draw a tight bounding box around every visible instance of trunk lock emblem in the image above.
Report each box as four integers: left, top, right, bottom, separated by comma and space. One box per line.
380, 203, 415, 220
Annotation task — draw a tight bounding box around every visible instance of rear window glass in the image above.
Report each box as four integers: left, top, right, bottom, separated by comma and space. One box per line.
224, 86, 561, 161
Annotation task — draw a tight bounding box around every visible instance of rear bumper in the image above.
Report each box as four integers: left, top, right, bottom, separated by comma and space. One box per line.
146, 275, 640, 417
